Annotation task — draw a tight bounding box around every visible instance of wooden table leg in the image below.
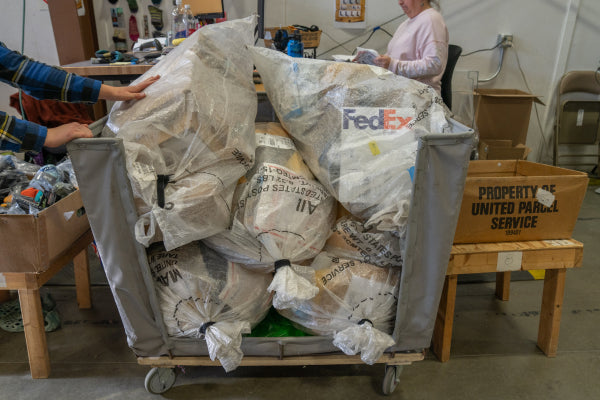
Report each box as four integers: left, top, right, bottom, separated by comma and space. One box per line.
495, 271, 511, 301
73, 247, 92, 309
18, 289, 50, 379
431, 274, 458, 362
537, 269, 566, 357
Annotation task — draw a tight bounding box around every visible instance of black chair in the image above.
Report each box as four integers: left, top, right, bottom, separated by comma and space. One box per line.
440, 44, 462, 110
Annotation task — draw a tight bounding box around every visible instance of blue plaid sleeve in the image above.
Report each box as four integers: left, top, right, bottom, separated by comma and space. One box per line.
0, 111, 47, 153
0, 42, 101, 103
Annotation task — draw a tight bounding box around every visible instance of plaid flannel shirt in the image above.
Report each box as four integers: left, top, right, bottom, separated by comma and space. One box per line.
0, 42, 101, 153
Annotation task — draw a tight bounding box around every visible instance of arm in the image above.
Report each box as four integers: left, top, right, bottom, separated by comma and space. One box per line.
0, 42, 101, 103
0, 111, 92, 153
1, 42, 160, 103
0, 111, 46, 153
387, 40, 447, 79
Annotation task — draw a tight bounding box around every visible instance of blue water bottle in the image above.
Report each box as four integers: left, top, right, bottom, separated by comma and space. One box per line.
287, 30, 304, 58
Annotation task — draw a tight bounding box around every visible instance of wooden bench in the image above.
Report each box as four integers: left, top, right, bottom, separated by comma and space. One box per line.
431, 238, 583, 362
0, 230, 93, 378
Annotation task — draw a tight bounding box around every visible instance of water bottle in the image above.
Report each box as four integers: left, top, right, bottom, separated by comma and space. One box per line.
287, 30, 304, 58
171, 0, 187, 43
184, 4, 196, 36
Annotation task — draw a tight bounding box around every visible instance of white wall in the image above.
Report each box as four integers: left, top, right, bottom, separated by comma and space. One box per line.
0, 0, 58, 119
1, 0, 599, 164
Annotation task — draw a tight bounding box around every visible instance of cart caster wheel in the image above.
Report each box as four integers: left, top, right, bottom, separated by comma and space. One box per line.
382, 365, 403, 395
144, 367, 177, 394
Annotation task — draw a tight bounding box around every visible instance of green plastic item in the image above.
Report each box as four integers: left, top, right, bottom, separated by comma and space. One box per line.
248, 307, 311, 338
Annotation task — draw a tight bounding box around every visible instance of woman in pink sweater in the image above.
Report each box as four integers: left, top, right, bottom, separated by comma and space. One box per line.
374, 0, 448, 95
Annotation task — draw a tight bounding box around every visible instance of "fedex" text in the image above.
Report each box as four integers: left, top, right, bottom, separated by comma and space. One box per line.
342, 108, 412, 130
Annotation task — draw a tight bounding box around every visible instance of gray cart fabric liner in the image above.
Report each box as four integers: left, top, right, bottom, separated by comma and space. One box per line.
67, 117, 473, 359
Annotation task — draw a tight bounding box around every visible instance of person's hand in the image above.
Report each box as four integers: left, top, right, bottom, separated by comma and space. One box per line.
98, 75, 160, 101
44, 122, 93, 148
374, 55, 391, 69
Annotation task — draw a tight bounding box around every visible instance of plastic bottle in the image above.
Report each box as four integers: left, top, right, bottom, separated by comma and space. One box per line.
184, 4, 196, 37
287, 30, 304, 58
171, 0, 187, 43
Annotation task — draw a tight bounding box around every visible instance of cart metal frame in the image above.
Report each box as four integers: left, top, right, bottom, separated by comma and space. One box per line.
68, 117, 473, 395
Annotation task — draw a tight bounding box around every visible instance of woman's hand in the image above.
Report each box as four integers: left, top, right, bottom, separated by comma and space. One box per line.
44, 122, 93, 148
99, 75, 160, 101
373, 55, 391, 69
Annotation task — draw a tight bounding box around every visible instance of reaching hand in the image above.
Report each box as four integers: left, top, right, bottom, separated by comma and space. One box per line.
98, 75, 160, 101
44, 122, 93, 148
374, 55, 391, 69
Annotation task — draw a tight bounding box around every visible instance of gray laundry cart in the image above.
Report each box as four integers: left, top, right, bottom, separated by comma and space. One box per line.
67, 116, 473, 395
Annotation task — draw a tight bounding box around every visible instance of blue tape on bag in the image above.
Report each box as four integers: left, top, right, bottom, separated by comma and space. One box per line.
408, 165, 415, 182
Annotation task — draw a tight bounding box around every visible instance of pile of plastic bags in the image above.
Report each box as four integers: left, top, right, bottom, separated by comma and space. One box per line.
0, 155, 77, 215
104, 15, 455, 371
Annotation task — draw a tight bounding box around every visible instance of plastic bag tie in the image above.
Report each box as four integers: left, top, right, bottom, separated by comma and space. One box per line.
156, 174, 171, 209
274, 259, 292, 271
199, 321, 215, 336
357, 319, 373, 327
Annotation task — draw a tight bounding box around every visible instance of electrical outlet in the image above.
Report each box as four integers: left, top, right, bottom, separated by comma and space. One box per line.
497, 34, 513, 48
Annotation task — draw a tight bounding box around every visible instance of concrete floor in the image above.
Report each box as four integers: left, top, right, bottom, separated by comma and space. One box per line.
0, 186, 598, 400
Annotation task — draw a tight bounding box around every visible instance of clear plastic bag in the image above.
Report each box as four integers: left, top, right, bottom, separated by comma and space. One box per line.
250, 47, 451, 233
277, 252, 400, 364
204, 123, 336, 307
325, 215, 404, 268
104, 16, 259, 250
147, 240, 272, 372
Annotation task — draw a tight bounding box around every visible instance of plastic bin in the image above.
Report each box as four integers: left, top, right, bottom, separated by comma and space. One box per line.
67, 116, 473, 395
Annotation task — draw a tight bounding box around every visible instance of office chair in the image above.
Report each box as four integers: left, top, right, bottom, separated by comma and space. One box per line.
553, 70, 600, 173
440, 44, 462, 110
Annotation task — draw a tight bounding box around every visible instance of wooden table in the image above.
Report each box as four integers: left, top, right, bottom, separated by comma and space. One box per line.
0, 230, 93, 378
431, 238, 583, 362
61, 61, 153, 81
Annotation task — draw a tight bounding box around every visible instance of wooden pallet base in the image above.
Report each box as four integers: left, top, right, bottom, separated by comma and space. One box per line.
138, 351, 425, 368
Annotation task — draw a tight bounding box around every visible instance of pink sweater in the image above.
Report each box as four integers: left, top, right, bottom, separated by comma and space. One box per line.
386, 8, 449, 95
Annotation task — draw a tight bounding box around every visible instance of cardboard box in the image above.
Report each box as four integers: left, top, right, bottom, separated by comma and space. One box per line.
0, 190, 89, 273
474, 89, 543, 160
454, 160, 588, 243
478, 139, 530, 160
263, 26, 322, 49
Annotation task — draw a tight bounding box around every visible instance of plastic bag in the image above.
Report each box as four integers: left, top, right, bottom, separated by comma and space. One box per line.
250, 47, 451, 233
204, 122, 336, 307
0, 155, 39, 199
147, 240, 272, 372
105, 16, 259, 250
277, 252, 400, 364
325, 215, 404, 268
